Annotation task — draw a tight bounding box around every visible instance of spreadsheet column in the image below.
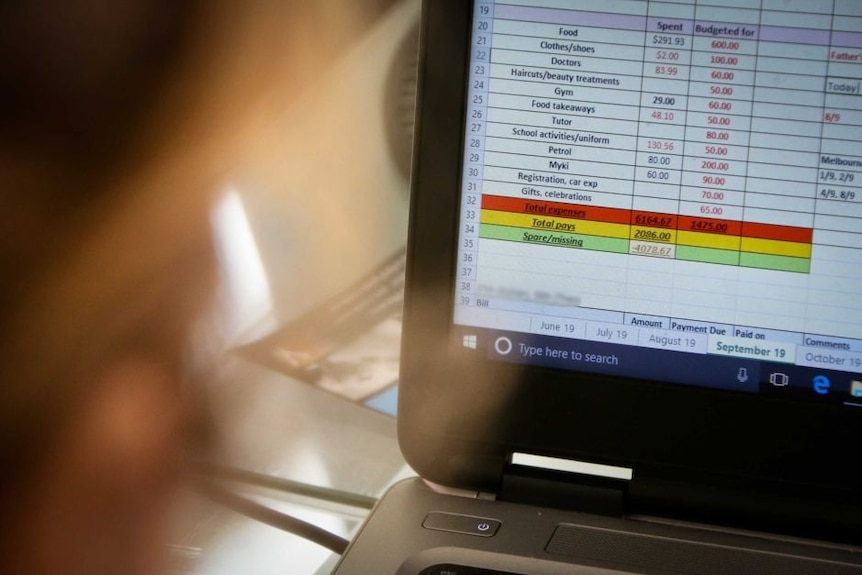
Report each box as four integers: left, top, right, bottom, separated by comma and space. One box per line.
630, 0, 695, 261
742, 0, 830, 275
678, 1, 759, 267
809, 0, 862, 339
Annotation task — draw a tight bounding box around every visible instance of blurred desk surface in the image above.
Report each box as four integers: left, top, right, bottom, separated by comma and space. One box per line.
177, 357, 410, 575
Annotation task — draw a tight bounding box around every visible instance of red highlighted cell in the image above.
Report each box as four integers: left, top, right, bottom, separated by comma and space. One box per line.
678, 216, 742, 236
481, 195, 629, 225
479, 195, 813, 246
741, 221, 812, 244
631, 210, 678, 229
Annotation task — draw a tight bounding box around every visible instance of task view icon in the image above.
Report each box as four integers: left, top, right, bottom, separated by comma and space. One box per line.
769, 372, 789, 387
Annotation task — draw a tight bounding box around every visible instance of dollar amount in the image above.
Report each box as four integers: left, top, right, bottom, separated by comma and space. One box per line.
633, 229, 673, 242
647, 139, 675, 151
631, 244, 674, 257
634, 214, 674, 227
711, 40, 741, 51
653, 34, 686, 46
690, 220, 730, 233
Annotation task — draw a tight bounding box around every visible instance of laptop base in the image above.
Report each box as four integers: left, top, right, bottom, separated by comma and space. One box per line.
334, 478, 862, 575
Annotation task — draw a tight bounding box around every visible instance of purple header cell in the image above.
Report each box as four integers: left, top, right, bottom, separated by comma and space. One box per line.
647, 17, 692, 35
832, 31, 862, 50
693, 21, 759, 40
759, 26, 831, 46
494, 5, 862, 50
495, 5, 645, 32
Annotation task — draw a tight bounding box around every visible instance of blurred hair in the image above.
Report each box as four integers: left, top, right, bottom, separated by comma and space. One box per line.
0, 0, 205, 506
0, 0, 372, 521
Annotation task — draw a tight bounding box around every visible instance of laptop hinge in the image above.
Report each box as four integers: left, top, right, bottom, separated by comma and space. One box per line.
499, 453, 632, 517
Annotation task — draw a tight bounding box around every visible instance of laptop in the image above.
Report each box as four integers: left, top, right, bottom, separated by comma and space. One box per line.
334, 1, 862, 573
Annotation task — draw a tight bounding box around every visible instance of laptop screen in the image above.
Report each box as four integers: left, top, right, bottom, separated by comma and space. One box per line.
453, 0, 862, 407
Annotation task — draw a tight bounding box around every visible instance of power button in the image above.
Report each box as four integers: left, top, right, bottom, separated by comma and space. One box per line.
422, 512, 501, 537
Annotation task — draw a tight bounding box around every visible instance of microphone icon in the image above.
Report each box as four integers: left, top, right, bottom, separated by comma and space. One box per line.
736, 367, 749, 383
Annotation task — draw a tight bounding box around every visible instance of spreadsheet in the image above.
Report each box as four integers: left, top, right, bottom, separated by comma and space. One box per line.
454, 0, 862, 375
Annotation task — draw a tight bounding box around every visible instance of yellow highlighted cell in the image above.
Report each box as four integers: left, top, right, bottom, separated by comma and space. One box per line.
677, 230, 741, 251
741, 237, 812, 259
481, 210, 630, 240
630, 226, 677, 244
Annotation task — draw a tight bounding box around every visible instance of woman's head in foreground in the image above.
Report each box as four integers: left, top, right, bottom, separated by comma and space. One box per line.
0, 1, 367, 573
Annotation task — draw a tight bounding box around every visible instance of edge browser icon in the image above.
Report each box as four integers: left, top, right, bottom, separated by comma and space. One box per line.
813, 375, 831, 395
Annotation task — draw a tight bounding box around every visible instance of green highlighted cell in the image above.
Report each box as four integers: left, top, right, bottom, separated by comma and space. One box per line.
481, 224, 629, 254
739, 252, 811, 274
676, 245, 810, 273
676, 245, 740, 266
480, 223, 811, 274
